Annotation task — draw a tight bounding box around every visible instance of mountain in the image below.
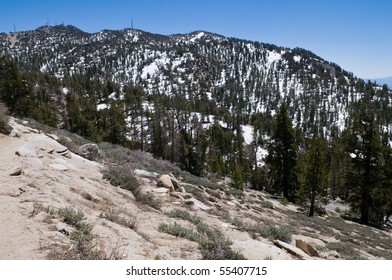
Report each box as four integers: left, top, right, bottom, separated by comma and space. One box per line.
1, 25, 390, 137
1, 25, 392, 258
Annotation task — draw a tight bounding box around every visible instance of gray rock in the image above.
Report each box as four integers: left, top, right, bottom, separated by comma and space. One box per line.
134, 169, 159, 178
157, 175, 175, 192
79, 143, 100, 161
151, 187, 170, 194
226, 201, 236, 207
9, 166, 22, 176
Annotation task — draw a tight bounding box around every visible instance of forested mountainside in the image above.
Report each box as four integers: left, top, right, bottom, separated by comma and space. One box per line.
1, 25, 391, 136
1, 25, 392, 226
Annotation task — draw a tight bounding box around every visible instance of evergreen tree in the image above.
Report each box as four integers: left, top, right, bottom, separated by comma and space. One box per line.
150, 104, 168, 159
266, 103, 298, 202
328, 135, 351, 200
345, 99, 383, 225
230, 165, 244, 190
297, 136, 328, 217
101, 100, 128, 145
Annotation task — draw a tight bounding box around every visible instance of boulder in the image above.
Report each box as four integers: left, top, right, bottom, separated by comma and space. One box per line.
169, 175, 180, 190
134, 169, 159, 178
296, 239, 320, 257
274, 240, 309, 259
157, 175, 175, 192
79, 143, 100, 161
9, 166, 22, 176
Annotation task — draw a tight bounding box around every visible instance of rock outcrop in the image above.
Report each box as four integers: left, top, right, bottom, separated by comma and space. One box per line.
79, 143, 100, 161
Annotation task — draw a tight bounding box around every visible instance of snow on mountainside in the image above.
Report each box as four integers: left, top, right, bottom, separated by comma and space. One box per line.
0, 25, 391, 136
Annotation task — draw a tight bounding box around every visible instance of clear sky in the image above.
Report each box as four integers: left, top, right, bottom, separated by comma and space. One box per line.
0, 0, 391, 79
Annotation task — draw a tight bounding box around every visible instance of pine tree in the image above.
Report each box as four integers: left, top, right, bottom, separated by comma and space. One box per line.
230, 165, 244, 190
345, 99, 383, 225
266, 103, 298, 202
297, 136, 328, 217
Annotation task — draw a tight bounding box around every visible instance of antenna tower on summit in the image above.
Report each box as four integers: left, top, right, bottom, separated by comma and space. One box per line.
131, 18, 134, 29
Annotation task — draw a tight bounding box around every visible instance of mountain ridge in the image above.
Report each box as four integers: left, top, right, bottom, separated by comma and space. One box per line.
1, 24, 390, 138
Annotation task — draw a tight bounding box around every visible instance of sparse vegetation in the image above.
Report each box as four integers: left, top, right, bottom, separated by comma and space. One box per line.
102, 164, 161, 210
326, 242, 359, 258
162, 209, 246, 260
158, 223, 203, 243
100, 209, 136, 230
259, 225, 292, 243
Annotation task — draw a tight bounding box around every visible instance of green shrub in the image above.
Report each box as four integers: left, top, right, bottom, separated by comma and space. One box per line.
162, 210, 246, 260
158, 222, 203, 243
279, 197, 289, 206
166, 209, 202, 225
259, 225, 292, 243
103, 165, 161, 210
58, 207, 85, 227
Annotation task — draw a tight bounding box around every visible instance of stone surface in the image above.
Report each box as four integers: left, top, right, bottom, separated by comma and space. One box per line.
188, 197, 212, 211
49, 163, 68, 171
15, 144, 37, 157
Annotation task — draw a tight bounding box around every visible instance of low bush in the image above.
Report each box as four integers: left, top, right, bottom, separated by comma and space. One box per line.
158, 222, 203, 243
102, 165, 161, 210
259, 225, 292, 243
162, 209, 246, 260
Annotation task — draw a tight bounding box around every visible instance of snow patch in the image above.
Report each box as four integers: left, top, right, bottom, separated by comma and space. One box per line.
190, 32, 205, 42
97, 103, 109, 111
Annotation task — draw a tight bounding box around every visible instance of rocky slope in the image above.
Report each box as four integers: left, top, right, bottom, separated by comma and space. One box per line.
1, 118, 392, 260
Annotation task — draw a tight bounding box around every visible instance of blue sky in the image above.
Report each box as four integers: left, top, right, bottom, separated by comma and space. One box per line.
0, 0, 391, 78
